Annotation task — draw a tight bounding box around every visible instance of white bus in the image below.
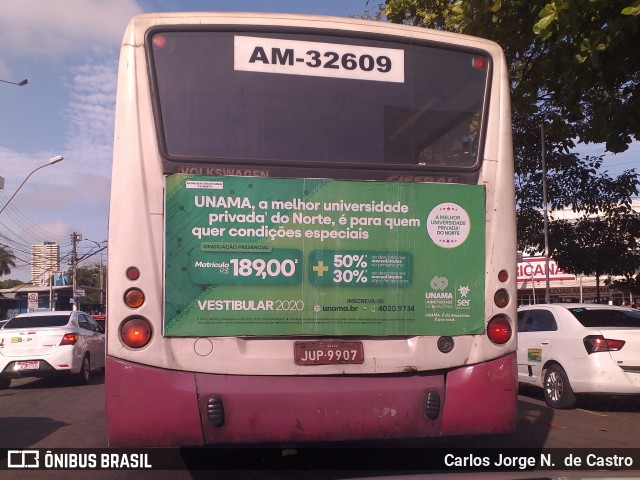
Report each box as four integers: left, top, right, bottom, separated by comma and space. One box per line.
106, 12, 517, 446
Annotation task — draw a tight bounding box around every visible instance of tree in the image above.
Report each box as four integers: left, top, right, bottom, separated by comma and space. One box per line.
66, 263, 105, 307
547, 208, 640, 301
516, 154, 640, 274
385, 1, 640, 153
609, 274, 640, 303
0, 246, 17, 277
0, 279, 23, 289
385, 0, 640, 279
357, 0, 386, 20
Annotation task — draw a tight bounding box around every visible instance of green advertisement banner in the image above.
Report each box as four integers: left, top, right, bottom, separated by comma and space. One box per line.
164, 175, 486, 336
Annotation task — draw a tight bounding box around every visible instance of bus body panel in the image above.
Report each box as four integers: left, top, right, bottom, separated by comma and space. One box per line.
108, 11, 516, 373
105, 352, 516, 446
440, 352, 517, 436
109, 333, 512, 376
107, 13, 518, 446
105, 356, 203, 446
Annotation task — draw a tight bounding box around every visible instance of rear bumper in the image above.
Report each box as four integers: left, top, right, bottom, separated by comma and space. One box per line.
0, 355, 80, 379
566, 357, 640, 394
106, 352, 517, 447
0, 360, 60, 379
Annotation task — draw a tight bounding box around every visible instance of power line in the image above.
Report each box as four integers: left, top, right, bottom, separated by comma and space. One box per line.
0, 191, 73, 244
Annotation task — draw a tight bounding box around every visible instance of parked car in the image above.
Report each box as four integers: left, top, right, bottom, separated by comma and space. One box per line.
92, 314, 106, 331
0, 311, 105, 389
517, 303, 640, 408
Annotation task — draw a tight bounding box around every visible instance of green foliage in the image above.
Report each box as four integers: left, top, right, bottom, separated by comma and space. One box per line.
531, 0, 638, 70
356, 1, 387, 20
386, 0, 640, 152
74, 264, 101, 287
548, 209, 640, 278
622, 0, 640, 16
0, 246, 17, 277
610, 274, 640, 297
66, 263, 105, 306
385, 0, 640, 280
385, 0, 465, 28
0, 279, 23, 289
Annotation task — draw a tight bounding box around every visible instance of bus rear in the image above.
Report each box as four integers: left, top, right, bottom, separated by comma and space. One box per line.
106, 13, 517, 446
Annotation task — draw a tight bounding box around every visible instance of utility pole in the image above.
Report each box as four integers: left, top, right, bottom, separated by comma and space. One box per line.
71, 232, 82, 310
541, 122, 551, 304
86, 239, 106, 306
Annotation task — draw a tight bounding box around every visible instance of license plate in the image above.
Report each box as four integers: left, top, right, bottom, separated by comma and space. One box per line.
15, 361, 40, 370
294, 341, 364, 366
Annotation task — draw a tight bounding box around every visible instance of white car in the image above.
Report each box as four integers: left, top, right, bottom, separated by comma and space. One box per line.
0, 311, 105, 389
517, 303, 640, 408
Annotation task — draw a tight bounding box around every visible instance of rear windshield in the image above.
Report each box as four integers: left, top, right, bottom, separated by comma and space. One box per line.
568, 308, 640, 328
149, 29, 489, 168
3, 315, 70, 329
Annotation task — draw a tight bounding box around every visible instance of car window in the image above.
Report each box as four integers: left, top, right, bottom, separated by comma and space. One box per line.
77, 314, 93, 331
3, 315, 70, 329
87, 316, 104, 333
518, 309, 557, 332
568, 308, 640, 328
517, 311, 527, 332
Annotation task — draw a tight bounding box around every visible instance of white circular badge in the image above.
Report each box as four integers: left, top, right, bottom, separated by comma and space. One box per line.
427, 203, 471, 248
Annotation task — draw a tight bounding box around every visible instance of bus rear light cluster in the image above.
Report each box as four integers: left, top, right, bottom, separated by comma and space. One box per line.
494, 270, 510, 308
493, 288, 509, 308
487, 315, 512, 345
121, 265, 151, 348
120, 317, 152, 348
124, 288, 145, 308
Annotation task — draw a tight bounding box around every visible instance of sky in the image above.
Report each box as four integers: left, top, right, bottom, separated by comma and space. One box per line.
0, 0, 637, 283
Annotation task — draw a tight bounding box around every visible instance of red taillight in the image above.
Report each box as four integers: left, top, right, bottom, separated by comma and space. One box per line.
121, 318, 152, 348
583, 335, 625, 354
60, 333, 79, 346
152, 34, 166, 49
472, 56, 487, 70
126, 266, 140, 281
487, 315, 512, 344
498, 269, 509, 283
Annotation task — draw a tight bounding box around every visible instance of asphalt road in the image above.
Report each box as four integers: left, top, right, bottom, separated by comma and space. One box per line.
1, 375, 639, 479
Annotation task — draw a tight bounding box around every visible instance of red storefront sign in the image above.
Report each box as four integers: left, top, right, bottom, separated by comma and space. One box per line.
517, 257, 576, 283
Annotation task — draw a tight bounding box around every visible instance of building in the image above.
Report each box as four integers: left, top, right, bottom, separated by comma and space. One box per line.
516, 256, 628, 305
30, 242, 60, 285
0, 283, 103, 319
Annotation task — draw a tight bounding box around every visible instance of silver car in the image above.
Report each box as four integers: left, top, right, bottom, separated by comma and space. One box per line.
0, 311, 105, 389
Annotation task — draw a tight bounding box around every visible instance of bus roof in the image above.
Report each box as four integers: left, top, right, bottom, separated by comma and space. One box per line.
124, 11, 504, 56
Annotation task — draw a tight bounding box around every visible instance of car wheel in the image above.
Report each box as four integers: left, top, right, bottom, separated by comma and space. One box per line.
73, 354, 91, 386
0, 378, 11, 389
543, 363, 576, 409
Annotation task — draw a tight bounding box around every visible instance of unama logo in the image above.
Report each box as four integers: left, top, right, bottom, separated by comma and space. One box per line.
425, 276, 453, 308
429, 276, 448, 291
